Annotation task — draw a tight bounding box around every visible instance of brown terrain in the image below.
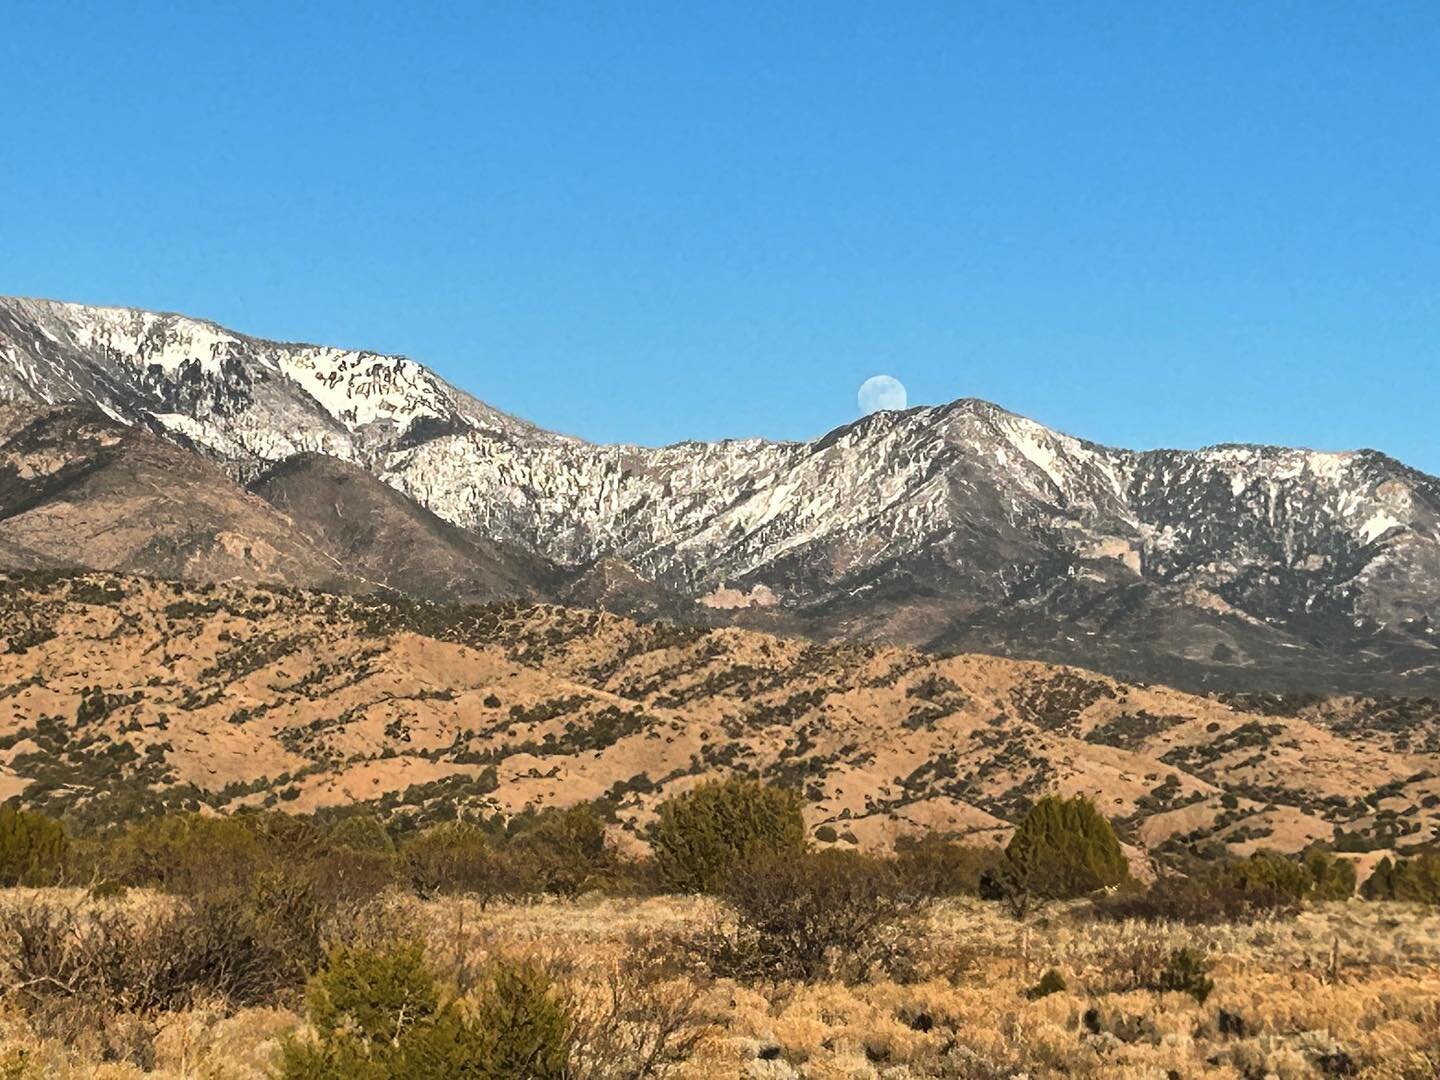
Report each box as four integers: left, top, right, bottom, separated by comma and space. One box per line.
2, 571, 1436, 866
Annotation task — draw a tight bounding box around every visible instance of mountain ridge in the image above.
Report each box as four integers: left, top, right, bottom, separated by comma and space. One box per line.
3, 295, 1438, 694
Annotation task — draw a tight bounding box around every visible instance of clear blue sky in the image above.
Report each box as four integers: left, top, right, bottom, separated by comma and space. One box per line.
3, 4, 1439, 470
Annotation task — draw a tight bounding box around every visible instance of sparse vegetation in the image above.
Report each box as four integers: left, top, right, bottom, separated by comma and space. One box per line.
2, 574, 1440, 1073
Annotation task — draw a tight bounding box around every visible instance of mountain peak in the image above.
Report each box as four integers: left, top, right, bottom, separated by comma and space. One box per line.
2, 295, 1439, 693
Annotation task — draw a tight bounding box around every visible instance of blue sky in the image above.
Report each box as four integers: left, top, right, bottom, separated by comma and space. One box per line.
3, 4, 1438, 469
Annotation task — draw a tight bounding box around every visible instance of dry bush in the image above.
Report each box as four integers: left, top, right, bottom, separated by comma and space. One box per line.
401, 820, 531, 905
703, 849, 928, 983
0, 875, 328, 1029
1091, 871, 1301, 924
567, 937, 716, 1079
892, 835, 1005, 899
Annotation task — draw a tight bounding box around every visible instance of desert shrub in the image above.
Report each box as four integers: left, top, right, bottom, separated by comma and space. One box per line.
1024, 968, 1067, 1000
467, 960, 574, 1077
301, 941, 439, 1044
327, 815, 395, 854
1303, 848, 1358, 900
401, 820, 530, 904
509, 803, 614, 898
1225, 849, 1312, 899
0, 877, 326, 1020
235, 810, 330, 861
1154, 946, 1214, 1003
652, 778, 806, 893
1361, 854, 1440, 903
568, 942, 711, 1079
989, 795, 1130, 910
280, 944, 572, 1079
307, 847, 399, 908
0, 804, 69, 886
101, 813, 269, 894
893, 835, 1005, 897
709, 849, 925, 982
1092, 870, 1301, 924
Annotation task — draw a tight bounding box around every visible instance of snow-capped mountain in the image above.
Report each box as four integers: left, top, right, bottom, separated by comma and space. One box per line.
3, 295, 1438, 693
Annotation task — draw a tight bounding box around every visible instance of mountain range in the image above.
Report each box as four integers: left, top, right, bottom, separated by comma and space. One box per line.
3, 295, 1438, 694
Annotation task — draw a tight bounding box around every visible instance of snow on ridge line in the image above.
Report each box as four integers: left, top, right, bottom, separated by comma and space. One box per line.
0, 295, 1432, 592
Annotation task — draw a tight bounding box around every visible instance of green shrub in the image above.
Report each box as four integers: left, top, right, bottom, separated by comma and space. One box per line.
509, 804, 613, 898
280, 944, 572, 1079
1302, 848, 1357, 900
993, 796, 1130, 908
0, 805, 69, 886
466, 960, 573, 1077
303, 941, 440, 1046
652, 779, 806, 893
1154, 946, 1214, 1004
401, 821, 527, 905
327, 815, 395, 854
1224, 850, 1311, 899
1361, 854, 1440, 903
101, 813, 269, 895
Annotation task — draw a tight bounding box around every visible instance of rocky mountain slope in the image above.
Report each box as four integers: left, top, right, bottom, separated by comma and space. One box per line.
0, 404, 357, 591
3, 296, 1439, 693
1, 572, 1435, 866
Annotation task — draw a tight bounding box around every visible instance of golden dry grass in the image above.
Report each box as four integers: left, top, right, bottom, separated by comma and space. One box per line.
0, 890, 1436, 1078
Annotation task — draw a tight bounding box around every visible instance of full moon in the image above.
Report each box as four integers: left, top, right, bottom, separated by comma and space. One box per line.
857, 374, 907, 414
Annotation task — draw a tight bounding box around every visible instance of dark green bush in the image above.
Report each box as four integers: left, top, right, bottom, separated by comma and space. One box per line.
1361, 854, 1440, 903
1154, 947, 1214, 1004
0, 804, 69, 886
1024, 968, 1067, 1000
991, 796, 1130, 908
466, 959, 574, 1077
1224, 850, 1311, 899
652, 778, 806, 893
1302, 848, 1357, 901
280, 944, 572, 1079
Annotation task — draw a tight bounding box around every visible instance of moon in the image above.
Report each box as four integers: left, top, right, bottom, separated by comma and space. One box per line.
858, 374, 907, 415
